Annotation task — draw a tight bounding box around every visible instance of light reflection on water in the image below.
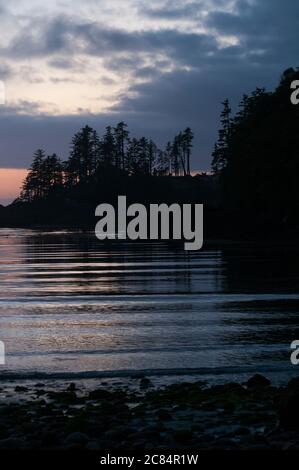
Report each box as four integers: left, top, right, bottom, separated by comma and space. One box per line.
0, 228, 298, 382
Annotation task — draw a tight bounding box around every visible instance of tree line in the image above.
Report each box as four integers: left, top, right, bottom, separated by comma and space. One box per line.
20, 123, 194, 202
212, 67, 299, 229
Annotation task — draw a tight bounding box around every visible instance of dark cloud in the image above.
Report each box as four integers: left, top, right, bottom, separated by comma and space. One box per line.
141, 1, 202, 20
140, 0, 230, 20
4, 15, 217, 67
98, 75, 116, 86
0, 0, 299, 172
208, 0, 299, 38
0, 100, 47, 115
104, 55, 146, 73
208, 0, 299, 66
0, 63, 277, 172
7, 16, 76, 58
111, 63, 279, 169
134, 66, 160, 80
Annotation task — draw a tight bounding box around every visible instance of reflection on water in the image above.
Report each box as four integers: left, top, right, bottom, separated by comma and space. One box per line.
0, 228, 298, 381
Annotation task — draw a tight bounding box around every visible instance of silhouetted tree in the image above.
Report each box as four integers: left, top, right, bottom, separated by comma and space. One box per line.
148, 140, 157, 175
156, 149, 170, 175
183, 127, 194, 176
100, 126, 116, 168
172, 135, 181, 176
66, 125, 99, 186
165, 142, 173, 175
43, 154, 63, 195
21, 149, 46, 201
214, 68, 299, 230
114, 122, 129, 170
20, 122, 195, 204
21, 150, 63, 201
212, 99, 231, 173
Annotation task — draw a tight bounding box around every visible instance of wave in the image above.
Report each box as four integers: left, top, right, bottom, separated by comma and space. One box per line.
0, 363, 294, 381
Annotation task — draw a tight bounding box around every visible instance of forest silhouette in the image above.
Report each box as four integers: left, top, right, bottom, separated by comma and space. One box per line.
1, 68, 299, 238
19, 124, 194, 203
212, 67, 299, 236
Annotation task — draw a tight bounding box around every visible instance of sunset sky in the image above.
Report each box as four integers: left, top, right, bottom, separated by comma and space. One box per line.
0, 0, 298, 204
0, 169, 27, 205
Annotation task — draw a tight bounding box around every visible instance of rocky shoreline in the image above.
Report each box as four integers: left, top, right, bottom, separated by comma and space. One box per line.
0, 374, 299, 450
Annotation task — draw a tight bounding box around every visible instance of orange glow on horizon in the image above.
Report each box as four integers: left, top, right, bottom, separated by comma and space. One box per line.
0, 168, 28, 206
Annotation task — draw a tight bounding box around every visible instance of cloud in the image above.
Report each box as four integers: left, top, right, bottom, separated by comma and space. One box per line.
0, 64, 13, 79
0, 0, 298, 172
0, 98, 61, 116
3, 15, 217, 67
48, 58, 77, 70
141, 1, 203, 20
0, 61, 277, 171
140, 0, 236, 20
6, 16, 76, 58
208, 0, 299, 66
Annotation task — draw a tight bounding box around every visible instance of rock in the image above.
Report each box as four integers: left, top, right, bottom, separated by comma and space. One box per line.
47, 391, 77, 403
85, 440, 101, 450
212, 382, 246, 394
65, 432, 89, 445
140, 378, 153, 389
246, 374, 271, 388
67, 383, 76, 392
65, 415, 89, 434
88, 389, 112, 400
14, 386, 28, 393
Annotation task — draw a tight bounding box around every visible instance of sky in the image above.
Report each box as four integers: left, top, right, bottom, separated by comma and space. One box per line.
0, 0, 298, 204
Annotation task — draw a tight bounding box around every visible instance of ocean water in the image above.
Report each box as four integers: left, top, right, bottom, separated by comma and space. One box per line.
0, 228, 298, 383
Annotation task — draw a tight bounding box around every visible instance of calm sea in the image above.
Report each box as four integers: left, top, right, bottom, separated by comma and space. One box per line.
0, 228, 298, 384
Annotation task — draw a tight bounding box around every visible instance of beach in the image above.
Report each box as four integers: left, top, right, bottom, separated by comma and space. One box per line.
0, 374, 298, 450
1, 229, 299, 451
